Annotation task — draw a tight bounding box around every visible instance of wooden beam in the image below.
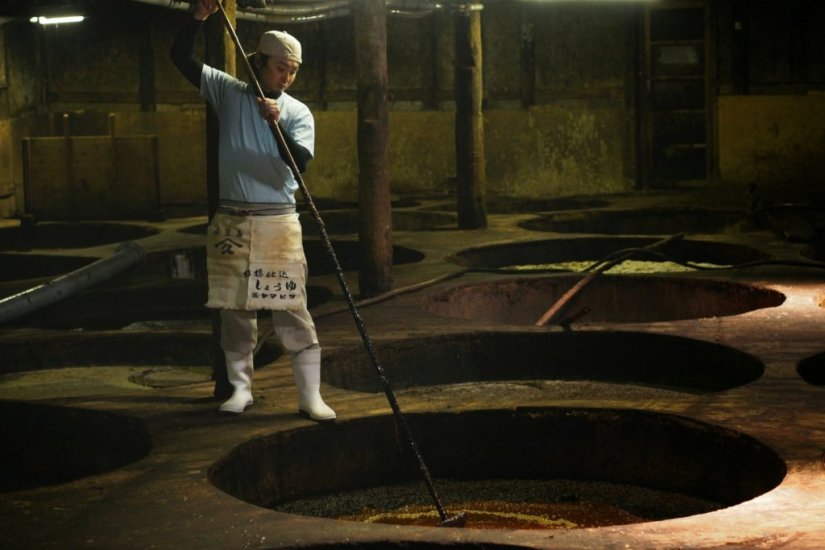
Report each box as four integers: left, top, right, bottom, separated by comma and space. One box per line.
204, 0, 237, 401
138, 25, 156, 112
453, 4, 487, 229
354, 0, 393, 297
519, 6, 535, 108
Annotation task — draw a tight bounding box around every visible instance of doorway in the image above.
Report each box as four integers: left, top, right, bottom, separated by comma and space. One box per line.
640, 0, 712, 188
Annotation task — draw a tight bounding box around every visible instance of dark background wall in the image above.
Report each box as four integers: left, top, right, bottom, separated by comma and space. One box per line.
0, 0, 823, 219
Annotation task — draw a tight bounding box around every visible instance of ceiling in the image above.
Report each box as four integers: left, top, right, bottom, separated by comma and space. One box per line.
0, 0, 469, 24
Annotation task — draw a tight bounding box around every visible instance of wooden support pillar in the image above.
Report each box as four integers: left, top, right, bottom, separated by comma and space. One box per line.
421, 13, 440, 110
62, 114, 76, 221
204, 3, 236, 220
453, 3, 487, 229
627, 4, 643, 190
138, 26, 156, 112
519, 6, 535, 108
204, 1, 236, 400
318, 21, 329, 109
730, 0, 749, 95
221, 0, 237, 78
354, 0, 393, 298
706, 0, 719, 185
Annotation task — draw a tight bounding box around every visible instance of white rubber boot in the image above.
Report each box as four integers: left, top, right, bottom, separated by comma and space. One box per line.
219, 350, 254, 414
292, 347, 336, 421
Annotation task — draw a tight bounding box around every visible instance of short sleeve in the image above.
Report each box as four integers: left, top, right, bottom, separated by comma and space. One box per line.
200, 64, 244, 111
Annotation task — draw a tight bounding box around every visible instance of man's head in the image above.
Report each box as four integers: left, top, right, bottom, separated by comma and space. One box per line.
250, 30, 302, 95
257, 30, 302, 64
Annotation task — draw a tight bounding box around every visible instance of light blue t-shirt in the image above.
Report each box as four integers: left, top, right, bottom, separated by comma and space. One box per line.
200, 64, 315, 204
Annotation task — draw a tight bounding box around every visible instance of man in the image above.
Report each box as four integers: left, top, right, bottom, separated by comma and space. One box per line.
170, 0, 335, 420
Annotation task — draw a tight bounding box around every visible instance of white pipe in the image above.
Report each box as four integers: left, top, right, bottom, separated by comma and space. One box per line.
130, 0, 447, 23
0, 241, 146, 325
130, 0, 352, 23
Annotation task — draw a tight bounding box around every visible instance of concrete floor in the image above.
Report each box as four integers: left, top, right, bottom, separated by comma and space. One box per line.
1, 188, 824, 549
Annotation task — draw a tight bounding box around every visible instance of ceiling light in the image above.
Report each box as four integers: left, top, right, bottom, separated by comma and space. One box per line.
29, 15, 85, 25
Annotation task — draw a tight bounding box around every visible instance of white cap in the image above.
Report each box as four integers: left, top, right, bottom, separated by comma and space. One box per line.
256, 30, 302, 64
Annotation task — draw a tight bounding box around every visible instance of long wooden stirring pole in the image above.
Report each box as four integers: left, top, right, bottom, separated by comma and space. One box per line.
213, 1, 466, 528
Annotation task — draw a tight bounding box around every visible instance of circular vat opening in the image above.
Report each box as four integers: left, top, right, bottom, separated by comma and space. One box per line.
0, 331, 282, 376
0, 253, 96, 283
798, 352, 825, 386
448, 236, 771, 273
177, 223, 208, 236
13, 284, 329, 330
6, 275, 331, 330
167, 233, 425, 275
804, 240, 825, 262
322, 331, 763, 394
177, 208, 447, 237
2, 246, 331, 330
519, 208, 745, 235
4, 278, 210, 330
148, 242, 424, 280
752, 204, 824, 247
296, 197, 422, 211
0, 400, 151, 492
300, 198, 359, 210
276, 545, 524, 550
491, 196, 612, 213
208, 408, 786, 529
303, 240, 425, 274
140, 248, 209, 280
429, 196, 611, 214
423, 276, 784, 325
299, 210, 457, 234
0, 222, 158, 251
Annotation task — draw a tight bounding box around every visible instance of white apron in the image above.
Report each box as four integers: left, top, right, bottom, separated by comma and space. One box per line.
206, 212, 307, 311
